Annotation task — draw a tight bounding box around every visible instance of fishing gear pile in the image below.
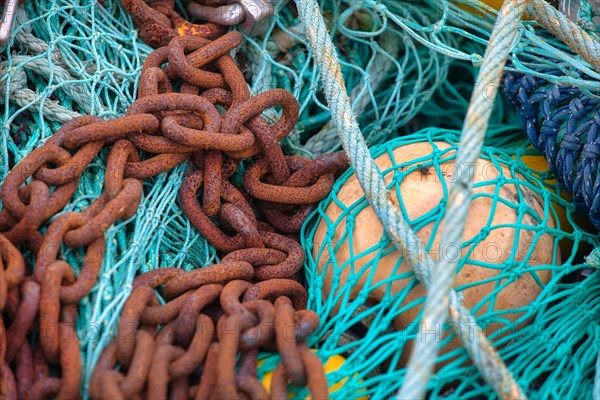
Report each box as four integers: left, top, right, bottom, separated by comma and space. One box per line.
4, 0, 600, 399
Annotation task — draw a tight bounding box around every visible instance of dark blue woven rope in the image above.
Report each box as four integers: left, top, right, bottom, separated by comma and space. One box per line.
502, 72, 600, 229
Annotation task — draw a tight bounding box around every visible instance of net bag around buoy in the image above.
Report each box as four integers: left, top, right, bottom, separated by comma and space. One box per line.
300, 128, 600, 399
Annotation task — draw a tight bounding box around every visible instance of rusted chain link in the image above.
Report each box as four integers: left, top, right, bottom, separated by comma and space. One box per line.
120, 0, 226, 48
0, 7, 346, 398
91, 274, 328, 399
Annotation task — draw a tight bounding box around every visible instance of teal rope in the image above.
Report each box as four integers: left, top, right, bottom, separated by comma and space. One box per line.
296, 0, 522, 397
596, 350, 600, 400
399, 0, 527, 398
589, 248, 600, 400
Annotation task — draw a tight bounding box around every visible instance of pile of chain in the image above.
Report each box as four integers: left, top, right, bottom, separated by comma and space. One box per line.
0, 4, 349, 398
88, 27, 348, 398
89, 270, 328, 399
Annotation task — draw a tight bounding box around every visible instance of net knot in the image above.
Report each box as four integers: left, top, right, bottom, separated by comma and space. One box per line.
569, 98, 587, 119
582, 143, 600, 159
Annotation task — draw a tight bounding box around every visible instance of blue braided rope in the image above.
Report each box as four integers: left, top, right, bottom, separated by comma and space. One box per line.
502, 70, 600, 228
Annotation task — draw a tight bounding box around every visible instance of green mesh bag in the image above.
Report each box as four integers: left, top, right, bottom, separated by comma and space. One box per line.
299, 128, 600, 399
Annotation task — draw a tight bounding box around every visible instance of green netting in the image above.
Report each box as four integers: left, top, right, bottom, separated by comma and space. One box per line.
242, 0, 600, 157
301, 128, 600, 399
2, 0, 600, 397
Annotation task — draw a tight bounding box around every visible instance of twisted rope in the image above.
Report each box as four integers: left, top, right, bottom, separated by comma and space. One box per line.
297, 0, 430, 302
11, 8, 60, 61
0, 7, 100, 122
399, 0, 527, 398
2, 56, 95, 114
296, 0, 522, 398
0, 64, 81, 122
527, 0, 600, 72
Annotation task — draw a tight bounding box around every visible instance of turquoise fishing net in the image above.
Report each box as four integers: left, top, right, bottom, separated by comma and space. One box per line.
301, 129, 600, 399
1, 0, 600, 397
243, 0, 600, 156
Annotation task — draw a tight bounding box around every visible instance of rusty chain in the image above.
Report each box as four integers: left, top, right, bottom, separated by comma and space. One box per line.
90, 275, 326, 399
0, 2, 348, 398
120, 0, 226, 48
121, 0, 274, 48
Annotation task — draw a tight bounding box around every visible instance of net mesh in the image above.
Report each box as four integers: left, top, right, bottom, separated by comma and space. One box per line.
1, 0, 600, 397
301, 129, 600, 399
